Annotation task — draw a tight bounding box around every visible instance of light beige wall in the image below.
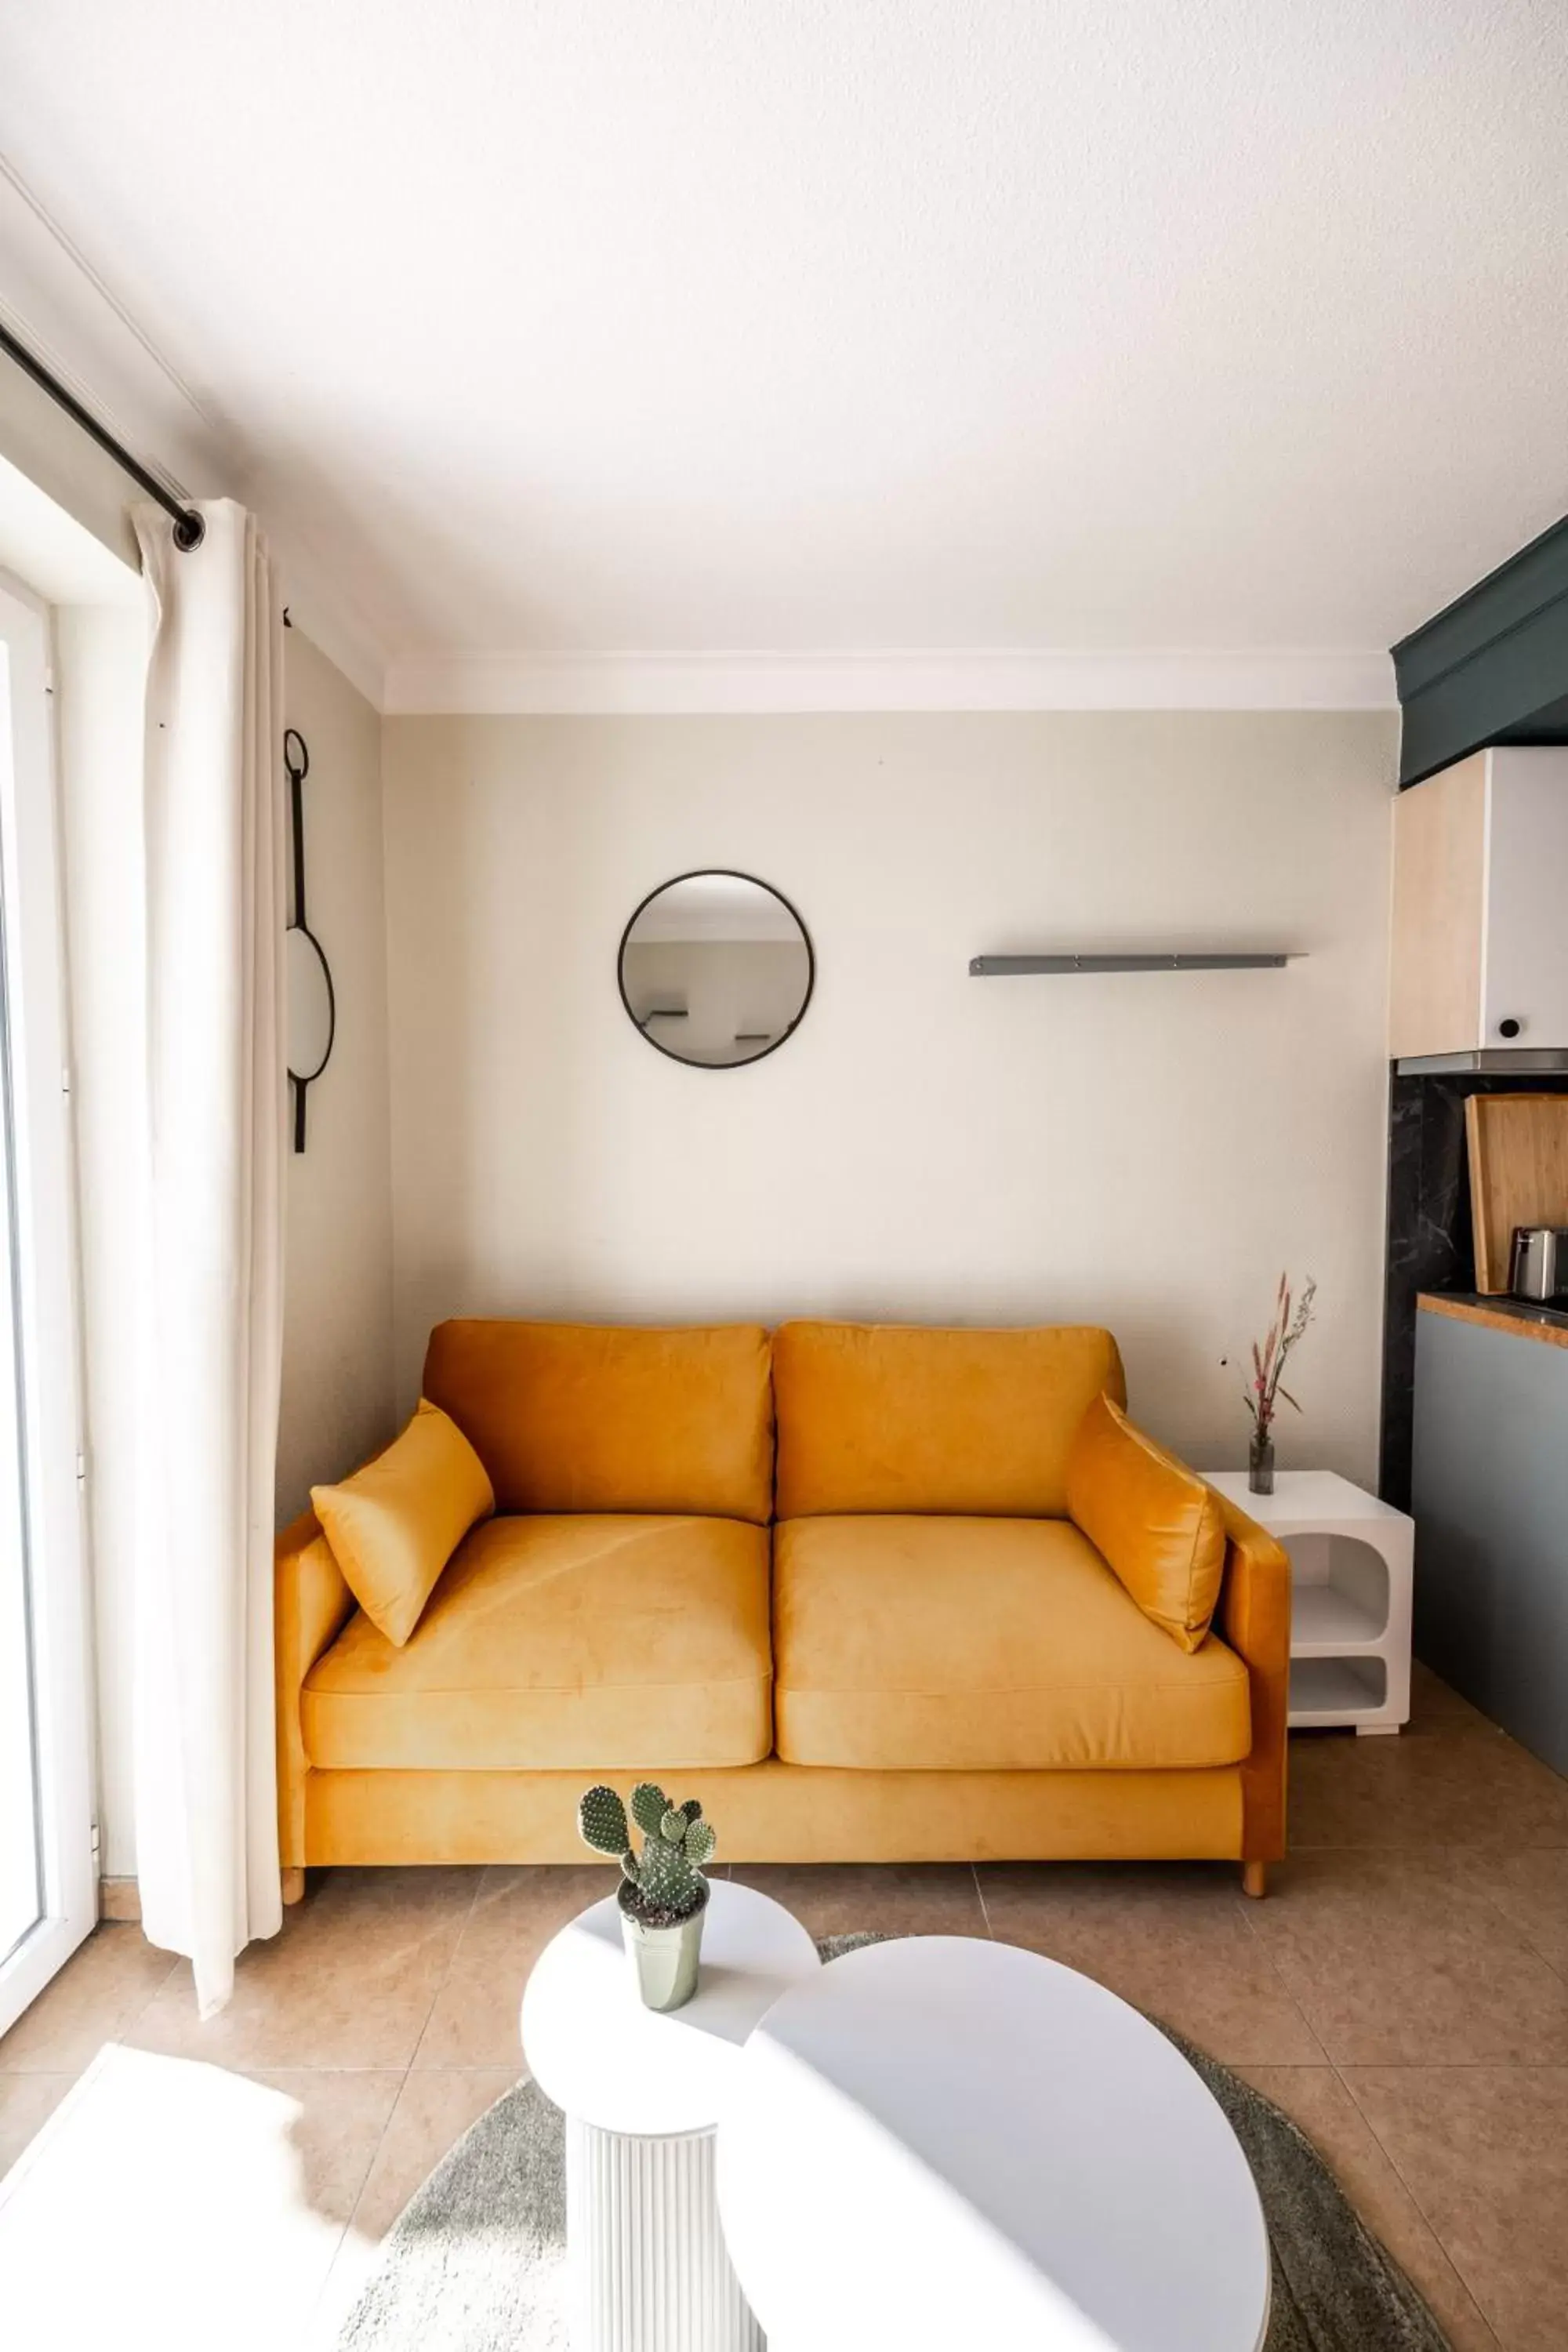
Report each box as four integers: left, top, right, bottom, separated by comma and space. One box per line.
275, 628, 396, 1522
382, 710, 1398, 1482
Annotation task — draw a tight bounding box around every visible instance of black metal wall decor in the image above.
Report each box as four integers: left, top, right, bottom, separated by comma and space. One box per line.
285, 728, 336, 1151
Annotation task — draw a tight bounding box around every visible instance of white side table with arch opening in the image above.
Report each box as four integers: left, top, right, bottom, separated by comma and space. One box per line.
1206, 1469, 1414, 1733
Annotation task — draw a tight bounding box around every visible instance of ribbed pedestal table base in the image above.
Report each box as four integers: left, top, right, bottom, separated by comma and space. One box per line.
564, 2115, 763, 2352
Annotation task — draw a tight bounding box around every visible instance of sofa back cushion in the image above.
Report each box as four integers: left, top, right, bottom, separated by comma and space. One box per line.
1066, 1392, 1226, 1652
422, 1319, 775, 1523
773, 1321, 1127, 1517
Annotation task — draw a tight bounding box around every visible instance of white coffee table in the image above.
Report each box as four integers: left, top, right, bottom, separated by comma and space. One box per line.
717, 1935, 1271, 2352
521, 1878, 819, 2351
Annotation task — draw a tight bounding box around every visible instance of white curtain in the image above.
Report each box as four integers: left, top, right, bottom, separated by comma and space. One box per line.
132, 501, 288, 2015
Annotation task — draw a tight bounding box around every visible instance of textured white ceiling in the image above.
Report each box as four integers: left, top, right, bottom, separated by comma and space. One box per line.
2, 2, 1566, 687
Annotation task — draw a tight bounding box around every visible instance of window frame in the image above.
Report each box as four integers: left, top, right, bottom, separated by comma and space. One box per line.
0, 567, 95, 2035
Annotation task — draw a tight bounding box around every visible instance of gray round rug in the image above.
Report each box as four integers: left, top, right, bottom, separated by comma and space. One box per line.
338, 1937, 1450, 2352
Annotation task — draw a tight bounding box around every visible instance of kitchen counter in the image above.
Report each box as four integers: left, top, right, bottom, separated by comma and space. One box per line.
1413, 1298, 1568, 1777
1417, 1291, 1568, 1349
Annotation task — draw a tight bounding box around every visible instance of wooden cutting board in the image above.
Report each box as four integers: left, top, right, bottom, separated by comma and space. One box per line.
1465, 1094, 1568, 1292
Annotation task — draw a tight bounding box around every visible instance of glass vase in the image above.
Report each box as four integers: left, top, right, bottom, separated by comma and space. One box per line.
1248, 1431, 1275, 1496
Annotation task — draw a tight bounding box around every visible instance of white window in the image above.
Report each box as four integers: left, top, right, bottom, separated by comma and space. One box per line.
0, 570, 93, 2034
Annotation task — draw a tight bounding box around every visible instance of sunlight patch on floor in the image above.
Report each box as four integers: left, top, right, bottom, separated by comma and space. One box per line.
0, 2042, 368, 2352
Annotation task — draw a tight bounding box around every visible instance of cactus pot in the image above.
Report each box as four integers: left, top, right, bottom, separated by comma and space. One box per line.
618, 1878, 709, 2013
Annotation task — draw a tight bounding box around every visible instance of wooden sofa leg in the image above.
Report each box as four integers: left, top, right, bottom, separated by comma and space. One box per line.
281, 1867, 306, 1907
1240, 1860, 1267, 1900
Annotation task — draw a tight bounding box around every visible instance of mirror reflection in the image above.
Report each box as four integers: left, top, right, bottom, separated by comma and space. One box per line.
287, 924, 335, 1081
619, 873, 814, 1067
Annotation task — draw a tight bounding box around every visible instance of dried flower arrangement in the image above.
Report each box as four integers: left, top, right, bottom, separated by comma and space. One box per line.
1243, 1273, 1317, 1492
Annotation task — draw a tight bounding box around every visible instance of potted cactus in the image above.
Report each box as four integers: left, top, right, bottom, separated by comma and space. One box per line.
577, 1781, 717, 2012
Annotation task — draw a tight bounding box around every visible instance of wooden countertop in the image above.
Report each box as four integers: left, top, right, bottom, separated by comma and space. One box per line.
1417, 1292, 1568, 1350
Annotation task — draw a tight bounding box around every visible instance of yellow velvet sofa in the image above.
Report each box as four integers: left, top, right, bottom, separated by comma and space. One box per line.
275, 1320, 1290, 1898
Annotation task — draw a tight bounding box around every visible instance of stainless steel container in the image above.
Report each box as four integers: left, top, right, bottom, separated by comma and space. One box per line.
1509, 1226, 1568, 1305
619, 1878, 709, 2011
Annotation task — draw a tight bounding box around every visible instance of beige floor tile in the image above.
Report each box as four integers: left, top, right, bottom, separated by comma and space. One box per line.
1235, 2065, 1501, 2351
243, 2067, 405, 2227
0, 1924, 179, 2073
0, 2073, 74, 2179
350, 2066, 521, 2241
977, 1861, 1322, 2063
1407, 1661, 1497, 1737
730, 1861, 987, 1940
1288, 1719, 1568, 1849
452, 1864, 612, 1974
1343, 2067, 1568, 2352
413, 1863, 607, 2067
1243, 1851, 1568, 2065
130, 1866, 481, 2070
0, 2044, 385, 2352
1453, 1849, 1568, 1977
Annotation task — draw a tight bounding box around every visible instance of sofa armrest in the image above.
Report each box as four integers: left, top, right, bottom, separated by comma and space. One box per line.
1212, 1492, 1292, 1864
275, 1509, 356, 1867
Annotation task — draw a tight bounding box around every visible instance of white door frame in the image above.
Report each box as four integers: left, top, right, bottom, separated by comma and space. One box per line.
0, 569, 95, 2036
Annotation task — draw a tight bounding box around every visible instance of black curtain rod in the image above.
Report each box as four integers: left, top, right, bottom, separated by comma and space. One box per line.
0, 318, 205, 550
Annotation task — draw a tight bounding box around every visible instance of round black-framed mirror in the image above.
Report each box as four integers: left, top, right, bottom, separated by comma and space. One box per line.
617, 870, 815, 1069
287, 924, 335, 1083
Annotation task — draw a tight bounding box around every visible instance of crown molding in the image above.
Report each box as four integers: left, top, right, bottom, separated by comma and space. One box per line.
384, 646, 1396, 717
0, 161, 1401, 728
0, 158, 225, 504
0, 156, 390, 706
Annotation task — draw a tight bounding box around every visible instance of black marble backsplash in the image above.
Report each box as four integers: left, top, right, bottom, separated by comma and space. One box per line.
1381, 1071, 1568, 1506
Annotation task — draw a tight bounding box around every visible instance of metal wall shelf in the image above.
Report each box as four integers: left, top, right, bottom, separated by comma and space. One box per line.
969, 953, 1301, 976
1394, 1047, 1568, 1076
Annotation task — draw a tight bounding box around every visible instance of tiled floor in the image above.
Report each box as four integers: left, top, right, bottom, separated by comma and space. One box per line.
3, 1661, 1567, 2349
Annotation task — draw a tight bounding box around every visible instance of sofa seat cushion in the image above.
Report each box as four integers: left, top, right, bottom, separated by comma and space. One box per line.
773, 1515, 1250, 1771
303, 1515, 772, 1771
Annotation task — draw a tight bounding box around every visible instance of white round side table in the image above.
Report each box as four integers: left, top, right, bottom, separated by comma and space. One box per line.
717, 1935, 1271, 2352
521, 1878, 819, 2352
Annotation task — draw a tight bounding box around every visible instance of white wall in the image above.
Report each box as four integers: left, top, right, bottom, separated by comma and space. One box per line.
382, 710, 1398, 1483
57, 612, 394, 1874
0, 369, 143, 575
274, 629, 396, 1524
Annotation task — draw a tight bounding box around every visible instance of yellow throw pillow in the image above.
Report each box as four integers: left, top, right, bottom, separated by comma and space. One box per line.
311, 1399, 495, 1647
1065, 1392, 1225, 1652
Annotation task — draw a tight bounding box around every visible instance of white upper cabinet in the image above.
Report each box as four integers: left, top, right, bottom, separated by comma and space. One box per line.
1389, 747, 1568, 1060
